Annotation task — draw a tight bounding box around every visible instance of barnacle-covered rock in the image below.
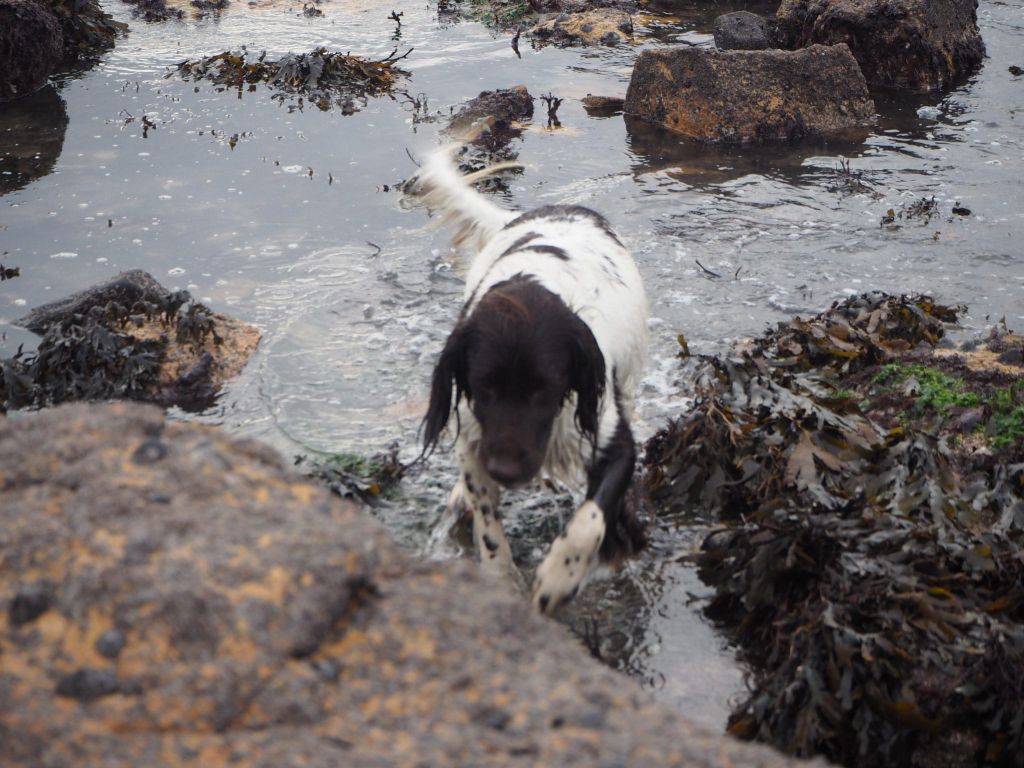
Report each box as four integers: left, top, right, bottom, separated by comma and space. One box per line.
0, 402, 825, 768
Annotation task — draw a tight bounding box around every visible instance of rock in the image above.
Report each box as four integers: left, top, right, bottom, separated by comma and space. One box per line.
0, 402, 825, 768
530, 8, 633, 46
46, 0, 127, 65
581, 94, 625, 117
0, 84, 68, 194
447, 85, 534, 146
0, 0, 63, 102
122, 0, 184, 22
713, 11, 776, 50
4, 270, 260, 412
526, 0, 636, 14
623, 44, 875, 142
775, 0, 985, 91
17, 270, 171, 334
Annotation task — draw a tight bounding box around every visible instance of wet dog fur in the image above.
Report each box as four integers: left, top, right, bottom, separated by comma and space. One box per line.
415, 148, 648, 614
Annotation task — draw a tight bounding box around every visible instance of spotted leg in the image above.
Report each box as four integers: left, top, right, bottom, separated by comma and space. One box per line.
448, 433, 520, 585
532, 417, 638, 615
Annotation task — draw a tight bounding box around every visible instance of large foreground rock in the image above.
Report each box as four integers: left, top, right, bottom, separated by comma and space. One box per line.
775, 0, 985, 91
0, 0, 63, 102
0, 403, 822, 768
624, 44, 875, 142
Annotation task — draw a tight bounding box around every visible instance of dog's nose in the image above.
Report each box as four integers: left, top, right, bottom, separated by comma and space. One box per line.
485, 456, 528, 488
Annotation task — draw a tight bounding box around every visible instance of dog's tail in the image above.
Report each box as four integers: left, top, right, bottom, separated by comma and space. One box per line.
408, 145, 520, 253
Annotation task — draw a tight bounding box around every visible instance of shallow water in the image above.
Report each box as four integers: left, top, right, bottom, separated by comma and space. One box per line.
2, 0, 1023, 731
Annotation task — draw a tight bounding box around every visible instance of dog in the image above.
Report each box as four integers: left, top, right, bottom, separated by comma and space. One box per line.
414, 147, 648, 614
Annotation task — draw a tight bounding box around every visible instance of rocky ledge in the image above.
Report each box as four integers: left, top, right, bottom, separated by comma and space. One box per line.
0, 402, 823, 768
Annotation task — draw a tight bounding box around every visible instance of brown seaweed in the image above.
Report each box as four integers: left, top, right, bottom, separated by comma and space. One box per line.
174, 47, 412, 114
0, 291, 221, 413
644, 292, 1024, 766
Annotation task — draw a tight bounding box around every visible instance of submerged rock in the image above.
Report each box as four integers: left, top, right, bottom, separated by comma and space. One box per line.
0, 402, 823, 768
624, 44, 875, 142
775, 0, 985, 91
2, 270, 259, 412
530, 8, 633, 46
0, 0, 63, 102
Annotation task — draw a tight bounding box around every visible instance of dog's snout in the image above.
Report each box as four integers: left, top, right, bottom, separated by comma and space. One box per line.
485, 454, 530, 488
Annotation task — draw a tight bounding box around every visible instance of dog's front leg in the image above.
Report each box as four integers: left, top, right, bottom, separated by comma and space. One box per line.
448, 434, 520, 586
532, 418, 636, 615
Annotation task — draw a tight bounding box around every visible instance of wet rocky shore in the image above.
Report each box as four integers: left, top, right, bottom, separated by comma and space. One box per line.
2, 0, 1020, 764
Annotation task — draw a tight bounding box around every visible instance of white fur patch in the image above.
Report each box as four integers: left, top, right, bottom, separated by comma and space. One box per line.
532, 500, 606, 614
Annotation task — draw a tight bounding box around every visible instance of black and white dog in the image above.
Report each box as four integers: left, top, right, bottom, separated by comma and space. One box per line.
415, 147, 648, 614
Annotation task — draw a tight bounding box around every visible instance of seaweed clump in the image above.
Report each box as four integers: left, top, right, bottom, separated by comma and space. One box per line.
300, 444, 407, 504
0, 291, 220, 413
643, 293, 1024, 767
121, 0, 184, 22
45, 0, 127, 66
175, 47, 412, 114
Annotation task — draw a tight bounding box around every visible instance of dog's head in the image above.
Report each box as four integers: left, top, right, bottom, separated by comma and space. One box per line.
423, 276, 606, 488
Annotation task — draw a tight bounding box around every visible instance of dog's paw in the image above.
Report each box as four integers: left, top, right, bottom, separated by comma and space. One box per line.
532, 500, 605, 615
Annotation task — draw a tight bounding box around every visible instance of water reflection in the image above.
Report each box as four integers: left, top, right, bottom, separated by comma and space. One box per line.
624, 113, 869, 187
0, 85, 68, 196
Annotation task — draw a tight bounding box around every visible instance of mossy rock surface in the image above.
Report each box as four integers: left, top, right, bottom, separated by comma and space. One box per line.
0, 402, 821, 768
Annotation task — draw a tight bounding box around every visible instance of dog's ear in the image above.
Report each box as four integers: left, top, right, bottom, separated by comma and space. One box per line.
422, 323, 473, 453
567, 316, 606, 441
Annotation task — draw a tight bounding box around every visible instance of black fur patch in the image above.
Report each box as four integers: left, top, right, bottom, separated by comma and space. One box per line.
521, 244, 569, 261
504, 205, 624, 249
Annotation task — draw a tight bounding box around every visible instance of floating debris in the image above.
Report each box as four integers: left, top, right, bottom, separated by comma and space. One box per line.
301, 444, 408, 504
174, 46, 412, 113
643, 293, 1024, 767
0, 264, 19, 281
539, 91, 563, 127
